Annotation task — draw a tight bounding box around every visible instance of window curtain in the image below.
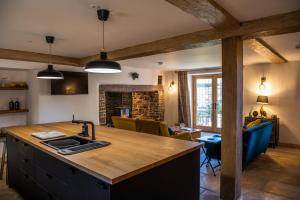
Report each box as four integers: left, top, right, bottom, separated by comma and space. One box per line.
178, 71, 191, 127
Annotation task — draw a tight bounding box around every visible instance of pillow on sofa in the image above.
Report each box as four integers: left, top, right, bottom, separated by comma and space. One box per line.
246, 119, 262, 128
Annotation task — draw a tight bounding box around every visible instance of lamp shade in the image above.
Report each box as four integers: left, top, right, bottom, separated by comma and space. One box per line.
257, 95, 269, 104
37, 65, 64, 79
84, 52, 121, 73
84, 60, 121, 73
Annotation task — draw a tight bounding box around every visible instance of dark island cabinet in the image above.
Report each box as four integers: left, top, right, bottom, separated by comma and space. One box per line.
7, 134, 200, 200
7, 134, 110, 200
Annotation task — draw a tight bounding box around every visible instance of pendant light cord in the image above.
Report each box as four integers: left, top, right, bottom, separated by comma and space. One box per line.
49, 43, 52, 65
102, 21, 105, 51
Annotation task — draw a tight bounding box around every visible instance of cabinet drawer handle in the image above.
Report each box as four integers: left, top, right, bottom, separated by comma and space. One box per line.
23, 158, 29, 163
96, 182, 108, 190
68, 167, 76, 174
46, 173, 53, 179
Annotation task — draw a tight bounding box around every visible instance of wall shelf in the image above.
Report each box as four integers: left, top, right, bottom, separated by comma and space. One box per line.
0, 87, 28, 90
0, 109, 29, 115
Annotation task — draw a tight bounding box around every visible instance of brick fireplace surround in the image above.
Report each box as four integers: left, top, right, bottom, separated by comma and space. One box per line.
99, 85, 164, 125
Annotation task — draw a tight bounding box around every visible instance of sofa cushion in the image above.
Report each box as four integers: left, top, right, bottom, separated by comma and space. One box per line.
246, 119, 262, 128
159, 122, 170, 137
111, 116, 136, 131
171, 132, 192, 141
136, 119, 160, 135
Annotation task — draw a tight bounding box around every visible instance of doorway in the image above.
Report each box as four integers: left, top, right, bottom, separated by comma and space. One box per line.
192, 74, 222, 132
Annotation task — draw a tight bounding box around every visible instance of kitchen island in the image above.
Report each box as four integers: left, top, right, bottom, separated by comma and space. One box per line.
4, 122, 201, 200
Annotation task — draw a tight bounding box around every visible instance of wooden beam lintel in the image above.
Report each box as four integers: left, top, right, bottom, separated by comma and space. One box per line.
1, 10, 299, 67
245, 38, 287, 64
82, 10, 300, 64
165, 0, 240, 29
0, 48, 81, 67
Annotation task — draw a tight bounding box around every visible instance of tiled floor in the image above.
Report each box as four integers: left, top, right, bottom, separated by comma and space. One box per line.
200, 146, 300, 200
0, 144, 299, 200
0, 166, 22, 200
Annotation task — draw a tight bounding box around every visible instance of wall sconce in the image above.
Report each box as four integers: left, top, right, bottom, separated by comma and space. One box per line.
259, 75, 266, 90
129, 72, 139, 80
168, 80, 175, 92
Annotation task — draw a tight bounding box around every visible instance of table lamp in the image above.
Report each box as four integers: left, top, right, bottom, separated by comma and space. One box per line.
257, 95, 268, 117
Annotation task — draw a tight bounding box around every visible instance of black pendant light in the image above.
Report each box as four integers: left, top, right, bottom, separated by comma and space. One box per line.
37, 36, 64, 79
84, 9, 122, 73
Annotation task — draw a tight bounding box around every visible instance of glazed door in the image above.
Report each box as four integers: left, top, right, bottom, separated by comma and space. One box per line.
192, 75, 222, 132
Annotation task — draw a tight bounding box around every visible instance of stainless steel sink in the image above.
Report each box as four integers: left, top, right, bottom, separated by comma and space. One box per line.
41, 136, 111, 155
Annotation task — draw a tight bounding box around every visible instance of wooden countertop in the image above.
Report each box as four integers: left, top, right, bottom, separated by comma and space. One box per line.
4, 122, 201, 185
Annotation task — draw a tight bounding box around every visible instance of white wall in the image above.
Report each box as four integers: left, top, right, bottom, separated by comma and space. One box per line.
163, 71, 179, 126
244, 61, 300, 145
27, 67, 161, 125
0, 69, 28, 128
163, 63, 300, 146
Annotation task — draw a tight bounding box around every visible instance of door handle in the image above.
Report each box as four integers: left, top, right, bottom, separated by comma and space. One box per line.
212, 103, 217, 110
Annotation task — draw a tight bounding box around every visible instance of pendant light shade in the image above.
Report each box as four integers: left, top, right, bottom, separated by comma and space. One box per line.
84, 9, 122, 74
37, 65, 64, 79
37, 36, 64, 79
85, 52, 121, 73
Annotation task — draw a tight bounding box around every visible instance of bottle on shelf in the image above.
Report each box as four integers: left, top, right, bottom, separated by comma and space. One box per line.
14, 98, 20, 110
9, 98, 15, 110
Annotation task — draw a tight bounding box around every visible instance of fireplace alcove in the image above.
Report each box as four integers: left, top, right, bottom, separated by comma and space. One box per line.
99, 85, 164, 126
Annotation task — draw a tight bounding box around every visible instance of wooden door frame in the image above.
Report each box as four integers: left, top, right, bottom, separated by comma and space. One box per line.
214, 75, 222, 133
192, 74, 221, 132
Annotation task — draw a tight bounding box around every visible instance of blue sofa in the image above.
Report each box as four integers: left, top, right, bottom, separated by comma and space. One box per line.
242, 121, 273, 169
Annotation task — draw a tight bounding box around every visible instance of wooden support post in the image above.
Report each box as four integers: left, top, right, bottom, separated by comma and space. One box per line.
221, 36, 243, 200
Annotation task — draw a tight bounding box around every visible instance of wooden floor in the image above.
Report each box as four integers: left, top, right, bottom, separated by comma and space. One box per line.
0, 146, 299, 200
200, 146, 300, 200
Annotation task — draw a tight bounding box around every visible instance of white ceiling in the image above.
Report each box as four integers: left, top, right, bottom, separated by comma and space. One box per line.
263, 32, 300, 62
0, 0, 210, 57
215, 0, 300, 21
0, 0, 299, 71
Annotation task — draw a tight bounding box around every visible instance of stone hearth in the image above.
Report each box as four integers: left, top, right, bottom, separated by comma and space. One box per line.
99, 85, 164, 125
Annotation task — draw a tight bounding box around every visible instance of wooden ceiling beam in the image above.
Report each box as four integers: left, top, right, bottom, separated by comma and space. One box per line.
165, 0, 289, 64
81, 10, 300, 65
80, 39, 221, 66
1, 10, 298, 66
165, 0, 240, 29
245, 38, 287, 64
0, 48, 81, 67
